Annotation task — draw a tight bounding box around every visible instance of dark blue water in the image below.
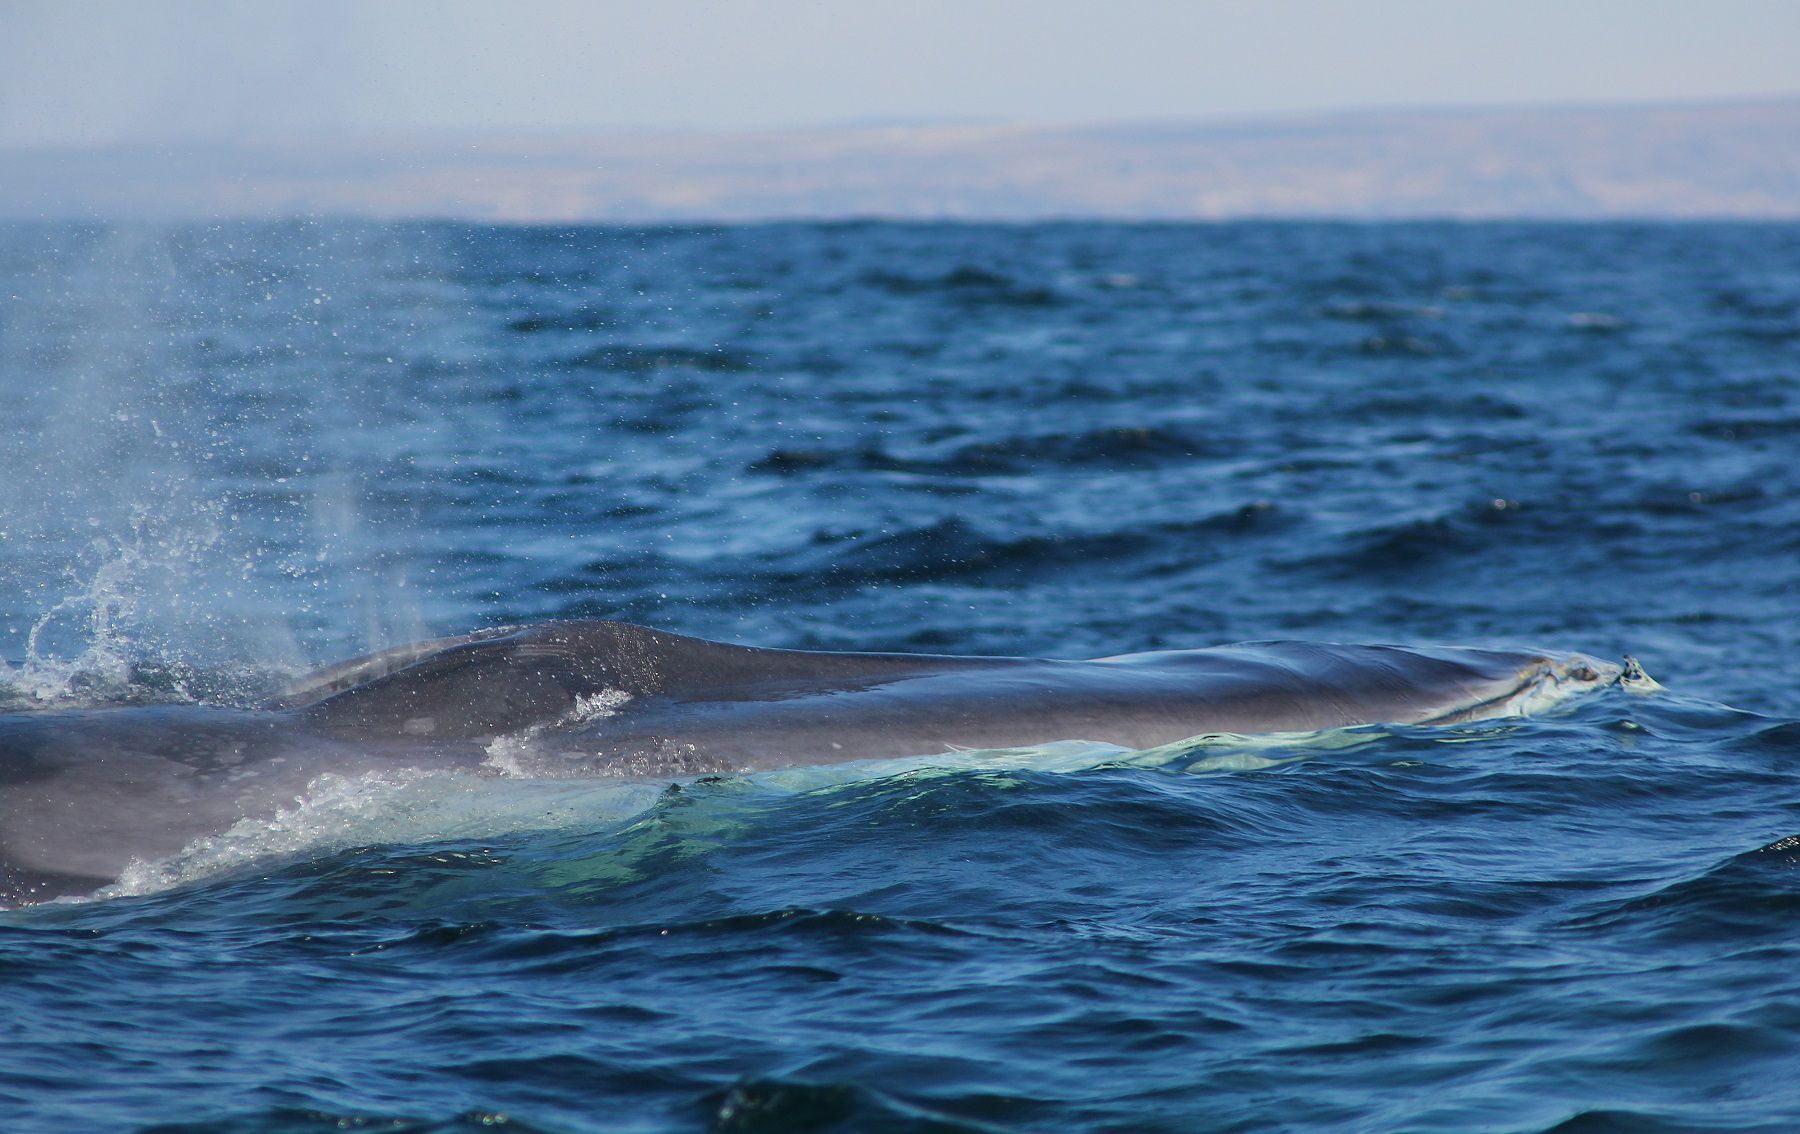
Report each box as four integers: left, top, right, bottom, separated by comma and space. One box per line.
2, 221, 1798, 1132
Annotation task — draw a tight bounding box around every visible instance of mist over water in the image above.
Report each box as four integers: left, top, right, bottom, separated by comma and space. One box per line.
2, 220, 1799, 1132
0, 223, 451, 703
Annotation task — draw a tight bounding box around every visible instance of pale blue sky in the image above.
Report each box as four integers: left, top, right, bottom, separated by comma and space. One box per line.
1, 0, 1795, 144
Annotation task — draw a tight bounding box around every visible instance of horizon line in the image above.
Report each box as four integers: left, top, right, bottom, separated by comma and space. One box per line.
4, 90, 1799, 152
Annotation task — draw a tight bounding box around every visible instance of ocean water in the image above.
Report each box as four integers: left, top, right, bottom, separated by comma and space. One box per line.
1, 220, 1797, 1132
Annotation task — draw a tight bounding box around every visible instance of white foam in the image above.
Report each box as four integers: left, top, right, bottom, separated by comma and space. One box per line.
480, 688, 635, 775
100, 766, 669, 901
85, 736, 1187, 903
1491, 653, 1628, 718
572, 688, 633, 722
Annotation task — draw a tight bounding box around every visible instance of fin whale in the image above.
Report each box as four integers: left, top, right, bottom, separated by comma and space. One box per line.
0, 621, 1618, 906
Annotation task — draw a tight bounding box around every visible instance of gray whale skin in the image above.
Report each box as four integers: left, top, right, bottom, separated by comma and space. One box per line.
0, 620, 1615, 906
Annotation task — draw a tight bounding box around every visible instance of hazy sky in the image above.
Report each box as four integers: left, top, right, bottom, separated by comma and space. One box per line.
1, 0, 1795, 144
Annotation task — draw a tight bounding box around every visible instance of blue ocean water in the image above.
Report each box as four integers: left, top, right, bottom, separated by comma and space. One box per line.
1, 220, 1797, 1132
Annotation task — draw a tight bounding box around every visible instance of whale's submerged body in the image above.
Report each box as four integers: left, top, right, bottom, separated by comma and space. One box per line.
0, 621, 1622, 906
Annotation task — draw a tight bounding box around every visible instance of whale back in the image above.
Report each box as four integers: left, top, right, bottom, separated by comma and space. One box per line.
281, 621, 1609, 759
285, 621, 1012, 741
2, 624, 1622, 906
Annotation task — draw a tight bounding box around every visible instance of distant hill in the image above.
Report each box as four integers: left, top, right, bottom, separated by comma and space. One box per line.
3, 98, 1798, 221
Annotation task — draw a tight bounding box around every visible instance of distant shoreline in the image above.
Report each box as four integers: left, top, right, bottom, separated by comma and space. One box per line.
5, 97, 1797, 222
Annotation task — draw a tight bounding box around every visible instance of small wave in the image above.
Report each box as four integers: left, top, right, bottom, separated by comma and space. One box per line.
562, 344, 754, 373
1354, 332, 1454, 358
1563, 834, 1800, 944
377, 906, 976, 971
1283, 497, 1642, 578
770, 516, 1176, 590
1338, 392, 1528, 422
828, 517, 1103, 585
1319, 299, 1446, 322
705, 1075, 1011, 1134
862, 265, 1060, 308
1300, 513, 1478, 575
938, 425, 1227, 474
1566, 311, 1628, 332
745, 445, 924, 477
506, 305, 620, 334
1690, 415, 1800, 443
1719, 323, 1800, 345
1535, 1106, 1739, 1134
1710, 289, 1799, 320
1731, 720, 1800, 756
133, 1106, 533, 1134
701, 506, 1295, 603
746, 425, 1232, 481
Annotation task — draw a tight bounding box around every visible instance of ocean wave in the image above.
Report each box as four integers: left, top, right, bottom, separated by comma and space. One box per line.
746, 424, 1233, 480
5, 219, 1800, 1132
1563, 834, 1800, 944
1691, 414, 1800, 442
506, 306, 621, 334
703, 1075, 1012, 1134
735, 513, 1262, 592
561, 344, 755, 373
862, 265, 1061, 308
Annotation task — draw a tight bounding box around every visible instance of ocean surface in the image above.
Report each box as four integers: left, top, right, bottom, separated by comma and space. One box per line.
1, 220, 1797, 1132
